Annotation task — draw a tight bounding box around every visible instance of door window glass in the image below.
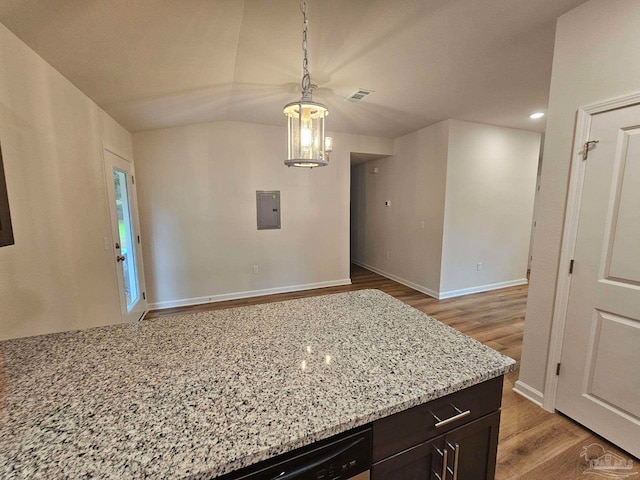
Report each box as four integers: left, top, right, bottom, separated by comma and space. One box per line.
113, 168, 139, 309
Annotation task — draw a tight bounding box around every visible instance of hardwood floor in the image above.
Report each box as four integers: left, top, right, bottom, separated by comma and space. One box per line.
147, 265, 638, 479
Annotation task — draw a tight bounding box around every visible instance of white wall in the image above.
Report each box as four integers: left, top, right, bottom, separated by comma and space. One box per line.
133, 121, 392, 308
0, 23, 133, 340
351, 120, 539, 298
351, 121, 449, 296
440, 120, 540, 295
519, 0, 640, 395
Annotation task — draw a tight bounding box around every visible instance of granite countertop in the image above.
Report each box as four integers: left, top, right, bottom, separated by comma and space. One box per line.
0, 289, 515, 479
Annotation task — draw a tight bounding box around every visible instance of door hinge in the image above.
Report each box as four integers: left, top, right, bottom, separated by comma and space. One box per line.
132, 175, 135, 184
582, 140, 599, 160
556, 363, 561, 376
569, 259, 575, 274
142, 291, 146, 300
137, 235, 140, 244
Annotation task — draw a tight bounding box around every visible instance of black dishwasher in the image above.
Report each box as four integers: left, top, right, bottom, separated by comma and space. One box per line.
221, 426, 372, 480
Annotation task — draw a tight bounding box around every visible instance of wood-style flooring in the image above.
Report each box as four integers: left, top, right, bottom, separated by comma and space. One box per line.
147, 265, 638, 479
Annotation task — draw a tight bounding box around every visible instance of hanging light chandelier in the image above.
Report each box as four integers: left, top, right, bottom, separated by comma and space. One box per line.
284, 0, 332, 168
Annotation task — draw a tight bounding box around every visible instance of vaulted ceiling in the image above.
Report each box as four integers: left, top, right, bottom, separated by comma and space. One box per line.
0, 0, 587, 137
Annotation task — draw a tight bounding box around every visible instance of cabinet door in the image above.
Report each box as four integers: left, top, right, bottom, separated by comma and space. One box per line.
372, 436, 447, 480
443, 411, 500, 480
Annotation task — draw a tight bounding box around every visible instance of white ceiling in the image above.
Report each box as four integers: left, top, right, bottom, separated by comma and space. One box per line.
0, 0, 587, 137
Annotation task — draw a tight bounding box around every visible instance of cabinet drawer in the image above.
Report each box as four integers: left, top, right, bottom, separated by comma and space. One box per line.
372, 376, 503, 462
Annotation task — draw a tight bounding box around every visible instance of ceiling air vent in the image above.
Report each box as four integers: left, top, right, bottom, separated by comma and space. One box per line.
347, 88, 374, 102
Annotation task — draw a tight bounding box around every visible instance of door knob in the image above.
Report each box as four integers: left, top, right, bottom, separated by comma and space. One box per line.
116, 255, 126, 262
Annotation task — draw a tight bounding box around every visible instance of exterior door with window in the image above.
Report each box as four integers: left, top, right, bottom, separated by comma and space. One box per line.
104, 149, 147, 323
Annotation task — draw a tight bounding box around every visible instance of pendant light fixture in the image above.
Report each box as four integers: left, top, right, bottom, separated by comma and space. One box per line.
284, 0, 332, 168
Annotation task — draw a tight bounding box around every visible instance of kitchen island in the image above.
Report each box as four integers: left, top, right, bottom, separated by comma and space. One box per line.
0, 289, 515, 479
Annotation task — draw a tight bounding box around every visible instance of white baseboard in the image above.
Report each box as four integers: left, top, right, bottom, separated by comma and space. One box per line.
438, 278, 528, 299
352, 261, 439, 299
148, 278, 352, 310
353, 261, 528, 300
513, 380, 544, 407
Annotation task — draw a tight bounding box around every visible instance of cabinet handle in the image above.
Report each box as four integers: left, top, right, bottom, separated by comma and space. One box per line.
447, 442, 460, 480
433, 447, 446, 480
441, 447, 449, 480
433, 406, 471, 428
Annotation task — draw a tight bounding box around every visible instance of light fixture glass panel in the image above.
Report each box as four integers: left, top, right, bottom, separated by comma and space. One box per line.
284, 101, 328, 168
325, 136, 333, 153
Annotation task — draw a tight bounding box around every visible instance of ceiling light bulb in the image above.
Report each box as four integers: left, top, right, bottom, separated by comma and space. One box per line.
301, 128, 312, 148
529, 112, 545, 119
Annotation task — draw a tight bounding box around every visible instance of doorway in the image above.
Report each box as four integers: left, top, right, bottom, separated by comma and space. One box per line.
349, 153, 389, 274
104, 149, 147, 323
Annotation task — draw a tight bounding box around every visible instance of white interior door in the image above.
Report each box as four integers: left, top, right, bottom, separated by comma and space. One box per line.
104, 149, 147, 323
556, 104, 640, 457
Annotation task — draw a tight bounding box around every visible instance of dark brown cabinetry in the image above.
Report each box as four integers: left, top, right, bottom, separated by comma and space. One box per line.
372, 376, 503, 480
372, 436, 445, 480
442, 411, 500, 480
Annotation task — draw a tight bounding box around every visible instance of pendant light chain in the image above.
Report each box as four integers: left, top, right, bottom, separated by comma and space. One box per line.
300, 0, 312, 99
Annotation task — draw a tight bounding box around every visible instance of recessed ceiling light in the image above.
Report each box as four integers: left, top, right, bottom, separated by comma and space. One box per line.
530, 112, 545, 119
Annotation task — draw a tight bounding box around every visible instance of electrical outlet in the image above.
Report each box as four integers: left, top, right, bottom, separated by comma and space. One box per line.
253, 265, 259, 274
419, 220, 425, 230
385, 252, 390, 261
477, 262, 482, 271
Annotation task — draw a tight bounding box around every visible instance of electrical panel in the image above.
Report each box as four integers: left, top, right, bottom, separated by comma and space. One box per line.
257, 191, 281, 230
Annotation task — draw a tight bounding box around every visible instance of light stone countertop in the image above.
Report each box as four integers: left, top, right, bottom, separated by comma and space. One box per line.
0, 289, 515, 479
